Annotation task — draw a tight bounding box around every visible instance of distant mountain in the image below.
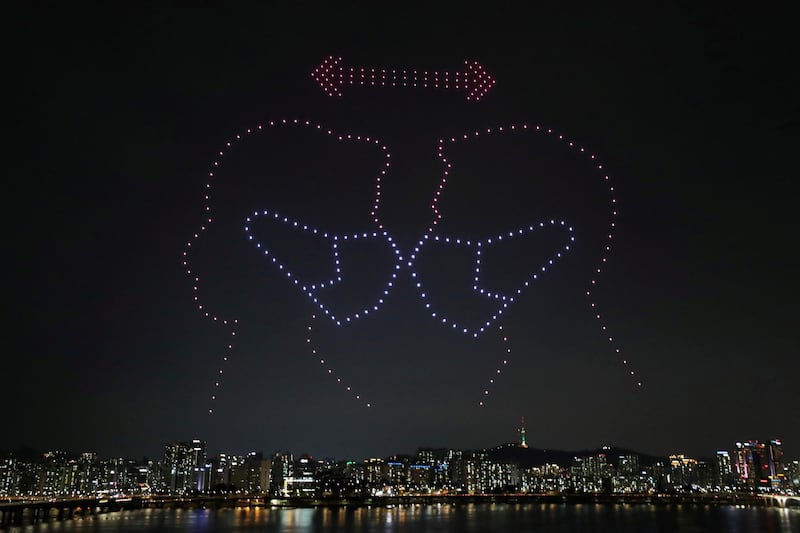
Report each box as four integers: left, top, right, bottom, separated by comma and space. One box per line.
0, 447, 43, 461
486, 443, 665, 468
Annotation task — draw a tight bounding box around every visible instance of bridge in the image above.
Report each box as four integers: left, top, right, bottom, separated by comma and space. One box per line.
0, 497, 144, 528
763, 494, 800, 508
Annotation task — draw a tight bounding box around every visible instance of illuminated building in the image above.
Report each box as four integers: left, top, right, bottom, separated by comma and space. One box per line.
668, 454, 699, 489
673, 455, 699, 486
73, 452, 99, 495
413, 449, 451, 490
462, 453, 480, 494
612, 454, 649, 494
752, 442, 771, 490
189, 440, 209, 492
161, 439, 207, 495
409, 463, 431, 490
342, 460, 365, 487
0, 436, 795, 497
210, 453, 231, 488
228, 455, 247, 491
363, 458, 385, 488
733, 440, 773, 490
40, 451, 69, 496
269, 452, 292, 496
432, 451, 452, 489
15, 461, 42, 496
714, 451, 733, 488
385, 456, 410, 492
223, 452, 270, 494
523, 463, 564, 493
733, 441, 755, 486
447, 450, 466, 490
618, 454, 639, 476
696, 461, 713, 488
571, 452, 613, 492
0, 457, 17, 496
787, 460, 800, 489
258, 456, 272, 495
451, 451, 520, 494
768, 439, 785, 489
283, 455, 316, 496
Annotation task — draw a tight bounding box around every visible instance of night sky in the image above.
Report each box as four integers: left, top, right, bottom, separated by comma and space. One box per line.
5, 4, 798, 462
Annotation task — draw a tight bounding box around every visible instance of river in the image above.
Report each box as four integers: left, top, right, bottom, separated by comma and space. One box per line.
6, 503, 800, 532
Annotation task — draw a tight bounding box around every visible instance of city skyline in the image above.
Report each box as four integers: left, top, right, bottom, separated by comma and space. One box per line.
5, 5, 798, 462
2, 431, 797, 499
1, 424, 794, 470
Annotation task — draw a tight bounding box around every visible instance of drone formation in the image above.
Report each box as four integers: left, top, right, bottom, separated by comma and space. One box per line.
311, 55, 496, 101
182, 59, 641, 414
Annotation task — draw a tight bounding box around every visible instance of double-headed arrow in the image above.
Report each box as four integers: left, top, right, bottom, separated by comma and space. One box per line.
311, 55, 495, 102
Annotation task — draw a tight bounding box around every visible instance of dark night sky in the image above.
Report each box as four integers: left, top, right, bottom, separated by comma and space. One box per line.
4, 4, 798, 461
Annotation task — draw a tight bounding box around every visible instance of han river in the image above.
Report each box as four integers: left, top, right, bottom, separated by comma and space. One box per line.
4, 503, 800, 533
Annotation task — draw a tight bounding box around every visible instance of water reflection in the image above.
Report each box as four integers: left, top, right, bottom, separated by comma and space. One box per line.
5, 504, 800, 532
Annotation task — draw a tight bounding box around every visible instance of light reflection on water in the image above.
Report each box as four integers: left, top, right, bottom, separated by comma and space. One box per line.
6, 504, 800, 533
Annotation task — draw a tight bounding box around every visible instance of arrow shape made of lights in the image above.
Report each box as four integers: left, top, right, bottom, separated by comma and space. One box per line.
311, 55, 496, 101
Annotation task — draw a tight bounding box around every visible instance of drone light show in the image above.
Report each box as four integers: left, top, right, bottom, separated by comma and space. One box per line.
182, 58, 641, 415
311, 55, 496, 101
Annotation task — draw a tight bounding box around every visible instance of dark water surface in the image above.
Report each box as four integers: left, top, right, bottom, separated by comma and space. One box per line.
8, 504, 800, 533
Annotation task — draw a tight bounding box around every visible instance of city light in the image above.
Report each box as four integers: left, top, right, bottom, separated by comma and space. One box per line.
1, 436, 796, 501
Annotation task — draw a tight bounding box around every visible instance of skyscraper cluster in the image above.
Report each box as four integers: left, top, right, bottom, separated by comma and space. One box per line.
1, 437, 797, 499
729, 439, 787, 490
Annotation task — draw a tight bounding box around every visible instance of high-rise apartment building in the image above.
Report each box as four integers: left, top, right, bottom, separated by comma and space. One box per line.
768, 439, 785, 489
162, 439, 207, 495
269, 452, 293, 496
714, 451, 733, 487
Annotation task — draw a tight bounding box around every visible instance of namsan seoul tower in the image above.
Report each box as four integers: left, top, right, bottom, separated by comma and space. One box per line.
518, 416, 528, 449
